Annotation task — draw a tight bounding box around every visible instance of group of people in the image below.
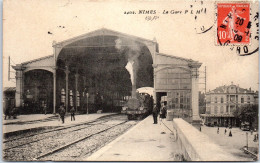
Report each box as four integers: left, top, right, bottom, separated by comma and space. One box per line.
58, 104, 76, 124
4, 107, 18, 120
152, 101, 167, 124
219, 126, 233, 137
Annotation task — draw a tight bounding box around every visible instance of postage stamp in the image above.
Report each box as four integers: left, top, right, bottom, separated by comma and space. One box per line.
217, 2, 250, 45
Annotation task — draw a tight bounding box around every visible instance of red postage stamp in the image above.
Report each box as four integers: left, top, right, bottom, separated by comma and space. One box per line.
217, 3, 250, 45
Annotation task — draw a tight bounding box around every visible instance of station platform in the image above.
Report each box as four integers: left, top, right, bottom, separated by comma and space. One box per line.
86, 115, 181, 161
2, 113, 116, 135
3, 114, 181, 161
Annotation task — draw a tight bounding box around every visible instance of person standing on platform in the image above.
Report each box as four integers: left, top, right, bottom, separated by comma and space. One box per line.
70, 107, 75, 121
58, 104, 63, 121
59, 104, 66, 124
159, 101, 167, 124
217, 127, 219, 134
152, 103, 159, 124
229, 129, 232, 137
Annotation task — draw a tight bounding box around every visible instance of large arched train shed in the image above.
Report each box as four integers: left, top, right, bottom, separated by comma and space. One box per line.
12, 28, 201, 122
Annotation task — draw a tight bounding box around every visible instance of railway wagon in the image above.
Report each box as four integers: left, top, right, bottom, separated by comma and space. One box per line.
122, 93, 153, 120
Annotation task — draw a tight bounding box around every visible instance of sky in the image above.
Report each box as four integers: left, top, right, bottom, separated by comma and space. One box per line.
3, 0, 259, 92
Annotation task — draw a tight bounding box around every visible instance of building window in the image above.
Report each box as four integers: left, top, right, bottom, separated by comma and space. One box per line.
241, 97, 244, 103
214, 106, 218, 114
230, 95, 236, 102
70, 90, 73, 106
215, 97, 218, 103
221, 97, 224, 103
226, 106, 229, 113
247, 96, 250, 103
187, 94, 190, 103
220, 106, 224, 114
61, 88, 65, 103
206, 107, 210, 114
175, 97, 178, 103
180, 94, 184, 103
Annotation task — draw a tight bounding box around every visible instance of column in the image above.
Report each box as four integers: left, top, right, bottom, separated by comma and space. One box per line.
53, 68, 56, 114
189, 62, 202, 123
153, 74, 157, 104
65, 66, 70, 113
12, 65, 25, 108
82, 76, 86, 111
152, 64, 158, 104
75, 73, 79, 112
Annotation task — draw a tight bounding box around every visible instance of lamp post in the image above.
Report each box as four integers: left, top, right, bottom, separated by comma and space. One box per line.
86, 92, 89, 114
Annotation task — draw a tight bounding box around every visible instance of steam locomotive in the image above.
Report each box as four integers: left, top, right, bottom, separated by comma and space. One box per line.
121, 91, 153, 120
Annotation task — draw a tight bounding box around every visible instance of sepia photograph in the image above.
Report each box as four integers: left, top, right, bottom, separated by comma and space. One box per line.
2, 0, 259, 161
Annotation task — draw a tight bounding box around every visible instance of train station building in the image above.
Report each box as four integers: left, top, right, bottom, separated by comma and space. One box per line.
12, 28, 202, 122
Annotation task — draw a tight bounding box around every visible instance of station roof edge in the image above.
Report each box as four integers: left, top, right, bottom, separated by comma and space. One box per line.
52, 28, 157, 47
21, 55, 54, 66
157, 53, 198, 63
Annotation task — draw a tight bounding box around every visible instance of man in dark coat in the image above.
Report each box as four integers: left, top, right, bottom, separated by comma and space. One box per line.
160, 102, 167, 120
70, 107, 75, 121
152, 104, 159, 124
59, 104, 66, 124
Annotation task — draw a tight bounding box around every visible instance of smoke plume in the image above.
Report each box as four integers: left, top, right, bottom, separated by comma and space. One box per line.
115, 38, 141, 94
125, 60, 134, 85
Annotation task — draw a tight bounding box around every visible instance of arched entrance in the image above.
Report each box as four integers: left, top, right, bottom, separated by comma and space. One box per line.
56, 35, 153, 113
23, 69, 53, 114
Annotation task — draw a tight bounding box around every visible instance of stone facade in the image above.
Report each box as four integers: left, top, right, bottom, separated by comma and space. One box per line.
202, 83, 258, 127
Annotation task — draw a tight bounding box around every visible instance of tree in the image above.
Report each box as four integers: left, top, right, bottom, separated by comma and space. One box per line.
233, 104, 258, 129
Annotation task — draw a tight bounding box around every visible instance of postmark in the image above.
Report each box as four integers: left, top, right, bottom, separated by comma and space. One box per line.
217, 2, 250, 45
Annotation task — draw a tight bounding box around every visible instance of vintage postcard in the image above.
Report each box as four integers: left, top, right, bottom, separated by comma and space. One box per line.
2, 0, 259, 161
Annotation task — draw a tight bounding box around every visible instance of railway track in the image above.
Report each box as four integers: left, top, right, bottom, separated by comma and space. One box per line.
3, 114, 122, 150
3, 114, 138, 161
3, 113, 120, 143
36, 121, 128, 160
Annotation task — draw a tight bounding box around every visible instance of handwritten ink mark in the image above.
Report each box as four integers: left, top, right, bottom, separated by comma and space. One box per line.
197, 25, 213, 34
238, 47, 259, 56
48, 31, 53, 35
224, 40, 230, 46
